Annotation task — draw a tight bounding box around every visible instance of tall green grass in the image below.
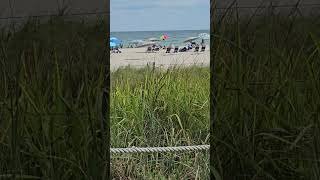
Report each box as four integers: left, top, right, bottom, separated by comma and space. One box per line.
111, 66, 210, 179
0, 18, 108, 179
211, 9, 320, 179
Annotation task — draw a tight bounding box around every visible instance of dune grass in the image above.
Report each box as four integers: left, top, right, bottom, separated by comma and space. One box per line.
111, 66, 210, 179
0, 10, 320, 179
210, 10, 320, 179
0, 18, 109, 179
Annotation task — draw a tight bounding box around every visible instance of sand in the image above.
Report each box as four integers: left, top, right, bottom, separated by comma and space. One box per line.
110, 47, 210, 70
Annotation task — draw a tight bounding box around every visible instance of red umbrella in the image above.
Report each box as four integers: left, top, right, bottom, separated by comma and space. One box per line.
160, 35, 169, 40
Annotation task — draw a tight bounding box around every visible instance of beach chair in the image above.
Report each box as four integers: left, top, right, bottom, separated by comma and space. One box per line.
194, 46, 200, 52
173, 46, 179, 53
179, 47, 187, 52
201, 46, 206, 52
166, 47, 171, 53
147, 46, 152, 53
115, 47, 121, 53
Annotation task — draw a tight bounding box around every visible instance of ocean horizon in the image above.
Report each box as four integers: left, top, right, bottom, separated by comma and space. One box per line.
111, 29, 209, 33
110, 29, 210, 47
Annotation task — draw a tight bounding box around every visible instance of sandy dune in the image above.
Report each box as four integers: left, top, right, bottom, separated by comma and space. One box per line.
110, 47, 210, 70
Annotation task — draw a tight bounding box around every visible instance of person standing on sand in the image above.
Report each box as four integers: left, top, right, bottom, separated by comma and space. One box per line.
201, 39, 205, 47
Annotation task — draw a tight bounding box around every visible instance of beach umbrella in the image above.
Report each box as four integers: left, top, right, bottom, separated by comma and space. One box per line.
110, 37, 121, 45
160, 35, 169, 40
110, 37, 120, 42
183, 37, 198, 43
198, 33, 210, 40
130, 40, 144, 44
148, 37, 161, 42
136, 41, 156, 48
110, 42, 117, 48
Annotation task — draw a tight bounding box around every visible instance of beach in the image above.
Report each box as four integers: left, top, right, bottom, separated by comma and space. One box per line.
110, 47, 210, 70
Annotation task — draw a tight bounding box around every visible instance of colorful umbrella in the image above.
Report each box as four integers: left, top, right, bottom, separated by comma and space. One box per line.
160, 35, 169, 40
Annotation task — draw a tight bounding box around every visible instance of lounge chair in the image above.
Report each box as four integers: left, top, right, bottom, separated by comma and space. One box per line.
201, 46, 206, 52
166, 47, 171, 53
173, 46, 179, 53
147, 46, 152, 53
179, 47, 187, 52
114, 47, 121, 53
194, 46, 200, 52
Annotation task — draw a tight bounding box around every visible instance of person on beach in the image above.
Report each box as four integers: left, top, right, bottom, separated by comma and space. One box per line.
114, 46, 121, 53
191, 41, 196, 48
201, 39, 205, 47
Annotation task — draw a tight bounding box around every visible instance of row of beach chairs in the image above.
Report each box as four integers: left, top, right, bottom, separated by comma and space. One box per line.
146, 46, 160, 52
165, 45, 206, 53
146, 45, 206, 53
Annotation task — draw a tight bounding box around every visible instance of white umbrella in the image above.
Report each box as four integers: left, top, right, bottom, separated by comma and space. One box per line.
183, 37, 198, 43
148, 37, 161, 42
130, 40, 144, 44
198, 33, 210, 40
136, 41, 156, 48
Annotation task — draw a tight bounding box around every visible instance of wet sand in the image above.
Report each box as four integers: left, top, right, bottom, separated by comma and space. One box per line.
110, 47, 210, 70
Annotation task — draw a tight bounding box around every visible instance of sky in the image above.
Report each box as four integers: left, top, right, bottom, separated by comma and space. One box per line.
111, 0, 210, 32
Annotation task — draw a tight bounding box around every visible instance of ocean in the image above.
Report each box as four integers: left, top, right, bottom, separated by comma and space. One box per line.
110, 30, 210, 47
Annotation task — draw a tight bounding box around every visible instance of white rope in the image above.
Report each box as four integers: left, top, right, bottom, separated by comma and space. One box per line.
110, 145, 209, 154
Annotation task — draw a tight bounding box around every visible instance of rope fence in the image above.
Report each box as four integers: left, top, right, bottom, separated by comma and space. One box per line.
110, 145, 210, 154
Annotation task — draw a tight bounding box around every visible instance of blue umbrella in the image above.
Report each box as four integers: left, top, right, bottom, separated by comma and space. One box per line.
110, 42, 117, 48
110, 37, 121, 45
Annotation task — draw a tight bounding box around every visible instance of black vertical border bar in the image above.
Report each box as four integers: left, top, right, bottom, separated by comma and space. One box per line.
210, 0, 217, 179
102, 0, 110, 179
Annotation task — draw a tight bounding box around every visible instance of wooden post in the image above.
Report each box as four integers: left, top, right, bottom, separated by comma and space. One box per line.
210, 0, 217, 179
